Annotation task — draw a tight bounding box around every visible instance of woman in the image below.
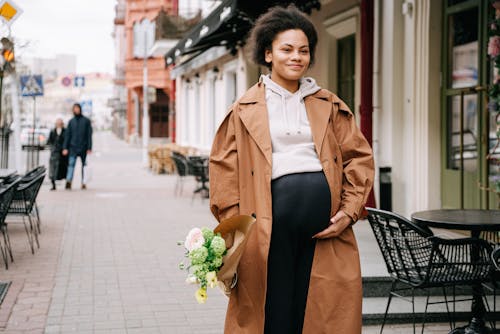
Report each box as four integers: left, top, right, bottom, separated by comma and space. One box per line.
47, 118, 68, 190
209, 5, 374, 334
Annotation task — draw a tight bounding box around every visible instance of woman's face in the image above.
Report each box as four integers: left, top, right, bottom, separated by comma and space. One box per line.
265, 29, 310, 90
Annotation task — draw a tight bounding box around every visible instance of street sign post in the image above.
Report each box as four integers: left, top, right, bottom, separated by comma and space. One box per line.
19, 74, 43, 170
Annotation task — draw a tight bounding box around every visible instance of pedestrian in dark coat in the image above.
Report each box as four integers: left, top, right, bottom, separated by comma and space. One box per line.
47, 118, 68, 190
62, 103, 93, 190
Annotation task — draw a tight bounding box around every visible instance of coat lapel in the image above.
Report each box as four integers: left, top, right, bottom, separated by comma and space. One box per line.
237, 83, 272, 166
304, 90, 333, 156
237, 84, 333, 165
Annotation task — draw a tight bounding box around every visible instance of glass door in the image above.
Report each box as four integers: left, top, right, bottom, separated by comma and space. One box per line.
441, 0, 490, 209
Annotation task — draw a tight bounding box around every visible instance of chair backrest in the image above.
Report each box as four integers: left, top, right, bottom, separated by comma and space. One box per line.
366, 208, 434, 285
171, 152, 188, 176
0, 177, 21, 225
426, 236, 492, 285
479, 230, 500, 245
492, 246, 500, 271
187, 157, 208, 180
22, 166, 46, 182
15, 173, 45, 211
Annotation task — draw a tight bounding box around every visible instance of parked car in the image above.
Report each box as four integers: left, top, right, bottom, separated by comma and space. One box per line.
20, 127, 50, 149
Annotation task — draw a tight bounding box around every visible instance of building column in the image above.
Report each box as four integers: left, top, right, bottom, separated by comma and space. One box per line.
407, 0, 442, 213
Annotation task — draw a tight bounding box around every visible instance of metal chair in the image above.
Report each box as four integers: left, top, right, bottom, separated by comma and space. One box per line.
0, 177, 21, 269
186, 156, 209, 201
367, 208, 493, 334
7, 172, 45, 254
171, 152, 189, 196
482, 234, 500, 329
19, 166, 46, 233
493, 247, 500, 271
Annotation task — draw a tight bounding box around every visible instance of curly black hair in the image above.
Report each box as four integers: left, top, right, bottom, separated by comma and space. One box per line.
248, 5, 318, 69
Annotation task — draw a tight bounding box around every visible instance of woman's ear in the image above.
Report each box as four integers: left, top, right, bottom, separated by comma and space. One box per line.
265, 49, 272, 64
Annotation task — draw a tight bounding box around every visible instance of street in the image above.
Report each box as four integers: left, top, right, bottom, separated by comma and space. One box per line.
0, 132, 459, 333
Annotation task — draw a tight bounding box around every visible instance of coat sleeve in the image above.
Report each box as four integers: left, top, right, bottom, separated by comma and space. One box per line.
63, 122, 71, 151
47, 130, 55, 146
209, 109, 240, 223
332, 98, 374, 222
87, 119, 93, 151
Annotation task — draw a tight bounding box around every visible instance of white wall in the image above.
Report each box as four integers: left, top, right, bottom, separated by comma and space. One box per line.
175, 50, 250, 151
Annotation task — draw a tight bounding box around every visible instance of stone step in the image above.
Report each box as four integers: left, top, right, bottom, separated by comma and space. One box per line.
361, 277, 500, 325
362, 276, 496, 298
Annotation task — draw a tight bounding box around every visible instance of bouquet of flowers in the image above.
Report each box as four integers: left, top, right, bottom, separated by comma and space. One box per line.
179, 227, 227, 303
179, 215, 256, 303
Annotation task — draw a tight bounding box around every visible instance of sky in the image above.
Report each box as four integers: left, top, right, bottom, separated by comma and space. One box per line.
10, 0, 116, 74
8, 1, 218, 75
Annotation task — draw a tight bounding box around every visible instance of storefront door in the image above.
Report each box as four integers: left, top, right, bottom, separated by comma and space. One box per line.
441, 0, 492, 208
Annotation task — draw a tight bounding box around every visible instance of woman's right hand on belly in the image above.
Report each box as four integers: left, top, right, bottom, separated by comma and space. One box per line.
312, 211, 352, 239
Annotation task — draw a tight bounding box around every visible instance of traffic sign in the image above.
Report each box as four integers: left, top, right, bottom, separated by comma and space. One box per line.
0, 0, 22, 26
61, 76, 71, 87
20, 75, 43, 97
80, 100, 92, 116
74, 76, 85, 87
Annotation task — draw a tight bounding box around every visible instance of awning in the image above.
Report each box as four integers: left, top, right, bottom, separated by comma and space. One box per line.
164, 0, 321, 67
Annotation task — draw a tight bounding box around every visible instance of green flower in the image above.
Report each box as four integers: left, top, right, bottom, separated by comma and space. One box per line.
191, 264, 209, 278
212, 256, 223, 268
210, 236, 226, 256
201, 227, 214, 242
189, 246, 208, 265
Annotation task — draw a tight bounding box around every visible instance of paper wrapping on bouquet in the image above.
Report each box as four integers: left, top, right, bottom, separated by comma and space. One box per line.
214, 215, 256, 296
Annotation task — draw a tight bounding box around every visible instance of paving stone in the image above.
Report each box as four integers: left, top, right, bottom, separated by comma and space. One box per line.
0, 132, 461, 334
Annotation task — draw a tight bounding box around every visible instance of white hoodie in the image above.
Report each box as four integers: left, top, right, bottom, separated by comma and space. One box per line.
261, 74, 323, 180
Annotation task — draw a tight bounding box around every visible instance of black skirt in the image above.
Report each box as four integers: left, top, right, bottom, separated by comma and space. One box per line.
264, 172, 331, 334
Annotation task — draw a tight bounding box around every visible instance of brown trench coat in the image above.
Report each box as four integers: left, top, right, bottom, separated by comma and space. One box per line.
209, 81, 374, 334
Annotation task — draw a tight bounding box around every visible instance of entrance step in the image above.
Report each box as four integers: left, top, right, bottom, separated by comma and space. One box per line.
361, 276, 499, 325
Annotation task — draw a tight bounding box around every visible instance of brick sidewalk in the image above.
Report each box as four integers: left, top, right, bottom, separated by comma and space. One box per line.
0, 132, 455, 333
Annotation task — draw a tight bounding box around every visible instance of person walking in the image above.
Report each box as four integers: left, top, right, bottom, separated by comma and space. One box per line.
62, 103, 92, 190
209, 5, 374, 334
47, 118, 68, 190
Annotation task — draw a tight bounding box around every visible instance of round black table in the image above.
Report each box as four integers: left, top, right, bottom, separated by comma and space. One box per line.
412, 209, 500, 334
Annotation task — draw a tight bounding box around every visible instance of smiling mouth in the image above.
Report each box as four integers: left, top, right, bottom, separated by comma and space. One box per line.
288, 64, 303, 69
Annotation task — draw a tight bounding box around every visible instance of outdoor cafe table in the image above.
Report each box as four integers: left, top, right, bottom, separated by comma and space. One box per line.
411, 209, 500, 334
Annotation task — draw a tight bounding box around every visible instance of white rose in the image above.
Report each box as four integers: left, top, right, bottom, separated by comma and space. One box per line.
184, 228, 205, 251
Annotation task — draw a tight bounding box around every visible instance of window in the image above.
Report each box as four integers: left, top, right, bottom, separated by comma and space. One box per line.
337, 35, 356, 112
133, 19, 156, 58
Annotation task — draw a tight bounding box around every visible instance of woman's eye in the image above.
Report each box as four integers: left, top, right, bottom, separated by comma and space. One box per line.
300, 50, 309, 54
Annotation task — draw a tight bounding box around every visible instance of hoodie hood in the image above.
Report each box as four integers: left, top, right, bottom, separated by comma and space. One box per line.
261, 74, 321, 101
261, 74, 321, 135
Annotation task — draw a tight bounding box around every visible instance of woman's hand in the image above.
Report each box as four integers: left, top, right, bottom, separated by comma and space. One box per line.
313, 211, 353, 239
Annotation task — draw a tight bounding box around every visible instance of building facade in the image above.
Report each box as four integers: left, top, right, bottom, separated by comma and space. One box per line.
122, 0, 177, 142
167, 0, 495, 216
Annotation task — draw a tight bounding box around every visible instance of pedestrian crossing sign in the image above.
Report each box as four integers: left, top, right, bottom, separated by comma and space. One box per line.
20, 75, 44, 97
